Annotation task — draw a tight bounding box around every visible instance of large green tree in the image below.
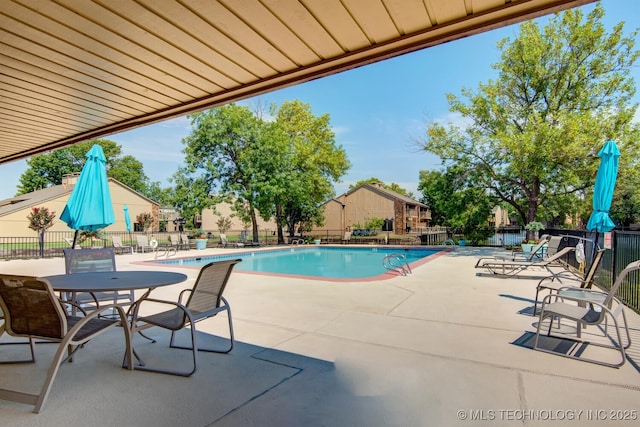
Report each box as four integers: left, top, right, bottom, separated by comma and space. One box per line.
16, 139, 162, 199
268, 100, 350, 243
178, 104, 264, 239
418, 166, 495, 244
177, 101, 349, 244
420, 5, 639, 231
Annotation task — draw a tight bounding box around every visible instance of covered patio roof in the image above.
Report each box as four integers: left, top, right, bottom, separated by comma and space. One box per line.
0, 0, 594, 164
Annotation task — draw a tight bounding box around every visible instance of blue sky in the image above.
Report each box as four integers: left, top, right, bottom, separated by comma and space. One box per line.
1, 0, 638, 201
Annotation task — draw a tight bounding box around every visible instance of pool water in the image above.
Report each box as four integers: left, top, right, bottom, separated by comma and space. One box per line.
155, 247, 441, 280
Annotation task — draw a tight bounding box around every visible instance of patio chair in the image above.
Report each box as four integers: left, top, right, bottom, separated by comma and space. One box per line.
0, 274, 133, 413
474, 238, 574, 277
111, 235, 133, 254
63, 248, 134, 310
126, 259, 241, 376
533, 248, 606, 316
533, 259, 640, 368
180, 234, 192, 250
135, 235, 155, 253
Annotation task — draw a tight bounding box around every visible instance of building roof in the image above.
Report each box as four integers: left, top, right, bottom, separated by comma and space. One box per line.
345, 183, 429, 208
0, 0, 593, 164
0, 178, 157, 218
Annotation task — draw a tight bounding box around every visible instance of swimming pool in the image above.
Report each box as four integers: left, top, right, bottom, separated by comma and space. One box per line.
152, 246, 444, 281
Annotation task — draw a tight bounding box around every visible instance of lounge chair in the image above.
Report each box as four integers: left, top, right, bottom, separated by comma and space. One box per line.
475, 234, 553, 267
474, 241, 575, 278
135, 235, 155, 253
219, 233, 243, 248
179, 234, 192, 250
63, 237, 80, 249
533, 248, 606, 315
0, 274, 133, 413
239, 231, 260, 247
126, 259, 241, 376
341, 232, 351, 244
63, 248, 134, 311
111, 235, 133, 254
533, 259, 640, 367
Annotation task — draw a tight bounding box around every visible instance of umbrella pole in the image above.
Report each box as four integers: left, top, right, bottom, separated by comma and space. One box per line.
72, 230, 79, 249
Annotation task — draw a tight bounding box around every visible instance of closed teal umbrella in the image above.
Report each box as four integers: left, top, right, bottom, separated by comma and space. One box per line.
586, 140, 620, 233
60, 144, 115, 246
124, 204, 132, 246
123, 205, 132, 232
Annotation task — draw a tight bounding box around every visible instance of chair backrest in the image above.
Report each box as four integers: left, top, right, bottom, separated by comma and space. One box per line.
603, 259, 640, 307
344, 232, 351, 240
0, 275, 66, 339
180, 234, 189, 245
185, 259, 242, 317
581, 248, 605, 289
220, 234, 228, 244
537, 245, 574, 265
545, 236, 562, 257
63, 237, 80, 249
169, 234, 179, 246
63, 248, 116, 274
526, 234, 551, 260
112, 235, 124, 247
136, 235, 149, 246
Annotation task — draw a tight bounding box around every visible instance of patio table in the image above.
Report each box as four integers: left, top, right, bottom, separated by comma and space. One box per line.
43, 271, 188, 295
43, 270, 188, 312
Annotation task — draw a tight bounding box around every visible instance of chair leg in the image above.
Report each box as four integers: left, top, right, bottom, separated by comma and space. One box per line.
0, 336, 37, 364
169, 306, 234, 354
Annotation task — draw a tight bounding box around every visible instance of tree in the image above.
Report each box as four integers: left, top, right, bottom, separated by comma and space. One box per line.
16, 139, 164, 200
136, 212, 153, 232
418, 166, 495, 244
178, 102, 349, 244
267, 100, 350, 243
178, 104, 263, 240
27, 207, 56, 257
420, 5, 640, 231
349, 178, 414, 198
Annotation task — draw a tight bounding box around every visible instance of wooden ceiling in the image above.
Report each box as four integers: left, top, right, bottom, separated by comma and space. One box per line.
0, 0, 594, 164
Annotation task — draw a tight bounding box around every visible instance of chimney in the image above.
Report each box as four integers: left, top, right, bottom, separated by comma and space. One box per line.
62, 173, 80, 189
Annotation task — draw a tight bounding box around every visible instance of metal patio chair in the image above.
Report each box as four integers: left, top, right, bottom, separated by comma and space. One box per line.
533, 259, 639, 368
126, 259, 241, 376
0, 274, 132, 413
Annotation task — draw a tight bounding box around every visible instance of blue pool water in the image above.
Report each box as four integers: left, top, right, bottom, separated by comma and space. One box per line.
155, 247, 441, 280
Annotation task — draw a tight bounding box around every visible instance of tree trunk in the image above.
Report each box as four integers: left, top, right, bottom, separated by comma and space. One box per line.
39, 231, 45, 258
526, 178, 540, 241
275, 204, 285, 244
249, 207, 259, 244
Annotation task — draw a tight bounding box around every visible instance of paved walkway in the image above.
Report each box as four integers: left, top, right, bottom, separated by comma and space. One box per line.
1, 246, 639, 426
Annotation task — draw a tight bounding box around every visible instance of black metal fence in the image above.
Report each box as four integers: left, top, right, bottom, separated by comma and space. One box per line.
541, 229, 640, 314
2, 227, 638, 313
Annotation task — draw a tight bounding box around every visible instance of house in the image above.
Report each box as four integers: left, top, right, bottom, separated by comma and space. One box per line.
315, 183, 431, 235
0, 174, 159, 237
157, 200, 277, 236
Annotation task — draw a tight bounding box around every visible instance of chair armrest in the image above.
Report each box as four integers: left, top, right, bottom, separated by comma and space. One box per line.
177, 288, 193, 305
58, 299, 88, 316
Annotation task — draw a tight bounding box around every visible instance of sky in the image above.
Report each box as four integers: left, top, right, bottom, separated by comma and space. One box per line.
1, 0, 638, 201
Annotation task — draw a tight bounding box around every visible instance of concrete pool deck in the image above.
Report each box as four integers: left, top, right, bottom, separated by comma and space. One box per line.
1, 245, 639, 426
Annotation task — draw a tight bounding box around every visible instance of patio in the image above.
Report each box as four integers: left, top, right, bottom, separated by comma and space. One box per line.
1, 246, 639, 426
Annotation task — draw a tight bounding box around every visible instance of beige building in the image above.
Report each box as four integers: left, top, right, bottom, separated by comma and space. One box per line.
158, 200, 277, 237
0, 174, 158, 237
315, 183, 431, 235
